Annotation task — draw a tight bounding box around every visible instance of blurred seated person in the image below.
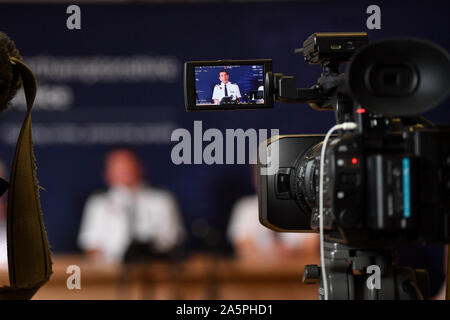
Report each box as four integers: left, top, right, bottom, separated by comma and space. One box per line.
0, 160, 7, 270
256, 85, 264, 104
227, 166, 319, 261
78, 148, 185, 265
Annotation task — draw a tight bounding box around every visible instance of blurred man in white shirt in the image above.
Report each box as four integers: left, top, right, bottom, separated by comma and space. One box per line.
0, 160, 8, 269
78, 148, 184, 264
227, 166, 319, 260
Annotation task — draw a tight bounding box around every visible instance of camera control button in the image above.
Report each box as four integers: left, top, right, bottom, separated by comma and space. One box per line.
303, 265, 320, 284
339, 209, 360, 228
275, 168, 291, 199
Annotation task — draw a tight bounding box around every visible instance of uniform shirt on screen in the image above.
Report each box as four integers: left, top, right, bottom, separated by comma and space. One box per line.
212, 82, 241, 102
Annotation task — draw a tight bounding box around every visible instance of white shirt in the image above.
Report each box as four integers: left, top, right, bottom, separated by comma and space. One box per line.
256, 85, 264, 104
212, 82, 241, 103
78, 185, 184, 264
0, 221, 7, 270
227, 195, 312, 251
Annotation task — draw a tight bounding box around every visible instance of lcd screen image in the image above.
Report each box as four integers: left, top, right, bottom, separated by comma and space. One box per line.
195, 65, 265, 106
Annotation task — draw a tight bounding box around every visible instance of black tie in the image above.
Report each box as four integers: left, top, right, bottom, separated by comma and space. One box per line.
224, 84, 228, 96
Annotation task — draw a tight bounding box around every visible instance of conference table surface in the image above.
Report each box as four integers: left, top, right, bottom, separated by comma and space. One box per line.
0, 253, 320, 300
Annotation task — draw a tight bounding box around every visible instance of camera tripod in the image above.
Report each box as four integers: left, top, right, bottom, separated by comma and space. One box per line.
303, 241, 430, 300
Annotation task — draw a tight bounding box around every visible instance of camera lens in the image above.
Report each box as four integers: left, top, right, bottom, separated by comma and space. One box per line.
290, 142, 324, 216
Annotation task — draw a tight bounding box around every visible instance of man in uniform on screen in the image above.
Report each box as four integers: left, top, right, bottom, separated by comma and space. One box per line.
212, 69, 241, 104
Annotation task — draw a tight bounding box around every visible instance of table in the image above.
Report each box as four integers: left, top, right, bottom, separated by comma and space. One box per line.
0, 253, 320, 300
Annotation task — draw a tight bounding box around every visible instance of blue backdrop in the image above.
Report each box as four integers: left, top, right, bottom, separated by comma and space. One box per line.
0, 1, 448, 257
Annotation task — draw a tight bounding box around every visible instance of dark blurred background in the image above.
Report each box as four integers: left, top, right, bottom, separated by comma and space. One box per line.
0, 0, 448, 257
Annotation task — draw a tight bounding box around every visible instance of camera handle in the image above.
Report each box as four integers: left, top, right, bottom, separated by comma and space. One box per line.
266, 72, 331, 109
303, 241, 430, 300
267, 69, 353, 123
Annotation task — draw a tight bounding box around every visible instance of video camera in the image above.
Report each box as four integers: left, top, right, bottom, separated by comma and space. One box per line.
184, 32, 450, 299
185, 32, 450, 246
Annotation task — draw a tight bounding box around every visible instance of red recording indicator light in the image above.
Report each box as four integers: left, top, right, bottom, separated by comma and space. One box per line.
351, 157, 358, 165
356, 108, 366, 114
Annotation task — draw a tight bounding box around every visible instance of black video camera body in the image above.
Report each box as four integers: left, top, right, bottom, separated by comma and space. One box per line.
258, 33, 450, 247
184, 32, 450, 247
259, 124, 450, 247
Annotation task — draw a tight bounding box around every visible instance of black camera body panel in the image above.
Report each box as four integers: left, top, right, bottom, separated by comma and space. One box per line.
260, 126, 450, 246
413, 127, 450, 242
258, 135, 324, 232
302, 32, 369, 65
321, 133, 420, 246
